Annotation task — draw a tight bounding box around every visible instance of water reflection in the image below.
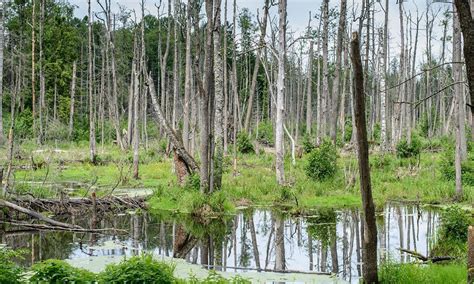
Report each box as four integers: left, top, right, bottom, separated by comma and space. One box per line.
0, 204, 439, 282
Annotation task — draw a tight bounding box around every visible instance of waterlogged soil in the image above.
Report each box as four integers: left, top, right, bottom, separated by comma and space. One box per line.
1, 203, 441, 283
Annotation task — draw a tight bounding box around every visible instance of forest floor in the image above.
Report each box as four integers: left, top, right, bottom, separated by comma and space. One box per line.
1, 141, 472, 214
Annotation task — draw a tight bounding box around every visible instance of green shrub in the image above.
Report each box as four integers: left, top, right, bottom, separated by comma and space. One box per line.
15, 108, 34, 139
30, 259, 96, 283
185, 173, 200, 191
370, 154, 393, 170
344, 119, 353, 143
439, 206, 471, 243
99, 254, 175, 284
372, 123, 381, 143
256, 120, 274, 146
440, 143, 474, 186
237, 132, 254, 154
396, 135, 421, 159
302, 135, 315, 154
0, 247, 24, 284
305, 140, 338, 181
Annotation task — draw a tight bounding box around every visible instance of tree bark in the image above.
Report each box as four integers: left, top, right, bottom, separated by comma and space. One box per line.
275, 0, 286, 185
88, 0, 97, 163
454, 0, 474, 141
330, 0, 347, 143
68, 61, 77, 139
321, 0, 329, 138
351, 32, 378, 284
213, 0, 224, 190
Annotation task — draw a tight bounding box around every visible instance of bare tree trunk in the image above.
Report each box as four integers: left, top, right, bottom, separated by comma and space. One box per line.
172, 0, 180, 129
351, 32, 378, 284
183, 0, 193, 151
132, 42, 140, 180
330, 0, 347, 143
148, 74, 199, 174
199, 0, 214, 193
68, 61, 77, 139
38, 0, 45, 143
88, 0, 97, 163
161, 0, 172, 128
380, 0, 389, 150
275, 0, 286, 185
274, 215, 285, 271
243, 0, 269, 132
454, 0, 474, 142
305, 13, 314, 135
0, 0, 4, 143
321, 0, 329, 138
32, 0, 36, 138
213, 0, 224, 191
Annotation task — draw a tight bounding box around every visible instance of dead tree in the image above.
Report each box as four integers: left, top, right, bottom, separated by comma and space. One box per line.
88, 0, 97, 163
454, 0, 474, 141
275, 0, 286, 185
351, 31, 378, 284
147, 74, 199, 175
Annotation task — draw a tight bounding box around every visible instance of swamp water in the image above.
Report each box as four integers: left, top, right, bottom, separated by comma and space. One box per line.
1, 204, 440, 283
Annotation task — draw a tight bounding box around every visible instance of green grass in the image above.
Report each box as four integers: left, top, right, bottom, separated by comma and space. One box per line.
2, 141, 472, 213
379, 262, 466, 284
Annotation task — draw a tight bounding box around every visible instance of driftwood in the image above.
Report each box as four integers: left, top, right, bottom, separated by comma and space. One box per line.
11, 195, 146, 214
398, 248, 455, 263
200, 264, 331, 275
0, 220, 127, 234
0, 199, 82, 229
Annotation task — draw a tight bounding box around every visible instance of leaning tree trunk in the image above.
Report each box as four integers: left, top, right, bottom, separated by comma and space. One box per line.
275, 0, 287, 185
351, 32, 378, 284
147, 74, 199, 174
243, 0, 269, 132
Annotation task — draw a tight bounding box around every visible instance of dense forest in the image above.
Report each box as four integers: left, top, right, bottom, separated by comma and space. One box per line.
0, 0, 474, 283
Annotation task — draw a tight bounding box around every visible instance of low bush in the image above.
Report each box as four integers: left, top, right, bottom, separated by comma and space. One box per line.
439, 206, 471, 243
256, 120, 274, 146
99, 254, 175, 284
440, 143, 474, 186
30, 259, 96, 283
396, 135, 421, 159
302, 135, 315, 154
236, 132, 254, 154
0, 247, 24, 284
305, 140, 338, 181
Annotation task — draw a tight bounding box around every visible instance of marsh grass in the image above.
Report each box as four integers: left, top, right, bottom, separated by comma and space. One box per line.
379, 262, 466, 284
2, 141, 472, 213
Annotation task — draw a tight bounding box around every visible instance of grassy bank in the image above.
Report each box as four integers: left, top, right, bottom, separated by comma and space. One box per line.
1, 141, 472, 214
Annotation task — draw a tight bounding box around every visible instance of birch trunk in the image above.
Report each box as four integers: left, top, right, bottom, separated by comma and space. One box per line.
0, 0, 4, 143
88, 0, 97, 163
68, 61, 77, 139
275, 0, 286, 185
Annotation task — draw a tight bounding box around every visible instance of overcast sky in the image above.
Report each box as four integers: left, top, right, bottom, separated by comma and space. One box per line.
71, 0, 454, 67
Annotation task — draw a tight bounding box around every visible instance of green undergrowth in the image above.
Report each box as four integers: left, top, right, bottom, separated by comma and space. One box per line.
0, 250, 249, 283
2, 141, 473, 213
379, 262, 466, 284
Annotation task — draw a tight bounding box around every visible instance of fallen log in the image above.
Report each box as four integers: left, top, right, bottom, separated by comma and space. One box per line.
0, 199, 82, 229
0, 220, 127, 234
398, 248, 455, 263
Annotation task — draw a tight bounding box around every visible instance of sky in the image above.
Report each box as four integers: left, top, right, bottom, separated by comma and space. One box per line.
71, 0, 454, 67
